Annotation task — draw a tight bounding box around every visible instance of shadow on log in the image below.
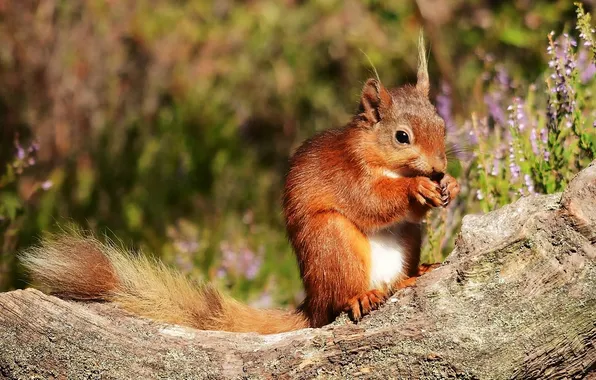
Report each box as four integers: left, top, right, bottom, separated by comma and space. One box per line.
1, 161, 595, 379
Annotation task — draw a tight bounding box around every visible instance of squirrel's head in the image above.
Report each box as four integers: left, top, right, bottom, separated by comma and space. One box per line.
355, 35, 447, 181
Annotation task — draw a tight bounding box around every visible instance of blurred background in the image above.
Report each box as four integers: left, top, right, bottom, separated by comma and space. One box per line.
1, 0, 595, 307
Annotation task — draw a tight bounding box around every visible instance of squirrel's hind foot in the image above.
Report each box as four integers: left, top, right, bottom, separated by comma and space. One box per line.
344, 289, 387, 321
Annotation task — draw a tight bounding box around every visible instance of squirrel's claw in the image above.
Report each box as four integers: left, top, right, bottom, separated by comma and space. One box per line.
439, 174, 460, 207
344, 289, 386, 322
412, 177, 443, 207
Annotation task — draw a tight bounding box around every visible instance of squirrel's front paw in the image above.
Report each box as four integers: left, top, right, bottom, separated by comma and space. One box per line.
344, 289, 386, 321
439, 174, 460, 207
410, 177, 443, 207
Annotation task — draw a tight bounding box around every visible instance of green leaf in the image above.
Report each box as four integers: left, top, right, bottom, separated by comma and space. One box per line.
0, 192, 23, 220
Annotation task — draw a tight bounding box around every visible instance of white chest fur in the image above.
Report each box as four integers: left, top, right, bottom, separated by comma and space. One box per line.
367, 229, 406, 289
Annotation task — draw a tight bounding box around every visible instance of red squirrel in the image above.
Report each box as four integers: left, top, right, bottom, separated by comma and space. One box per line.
20, 38, 459, 334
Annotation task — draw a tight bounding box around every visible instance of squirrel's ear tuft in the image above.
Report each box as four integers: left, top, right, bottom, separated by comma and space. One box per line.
359, 78, 392, 124
416, 31, 430, 98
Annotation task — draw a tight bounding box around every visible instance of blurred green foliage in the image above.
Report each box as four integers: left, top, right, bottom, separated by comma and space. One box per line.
0, 0, 593, 307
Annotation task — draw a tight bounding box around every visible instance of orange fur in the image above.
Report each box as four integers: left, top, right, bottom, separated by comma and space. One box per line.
21, 38, 459, 333
21, 231, 308, 334
284, 41, 459, 325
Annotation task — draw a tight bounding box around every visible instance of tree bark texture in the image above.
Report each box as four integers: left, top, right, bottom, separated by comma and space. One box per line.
1, 162, 595, 379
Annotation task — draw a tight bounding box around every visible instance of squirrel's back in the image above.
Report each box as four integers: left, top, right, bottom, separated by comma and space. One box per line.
283, 126, 366, 226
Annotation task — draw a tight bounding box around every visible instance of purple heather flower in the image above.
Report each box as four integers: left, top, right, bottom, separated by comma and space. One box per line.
484, 92, 507, 126
524, 174, 535, 195
506, 98, 529, 133
495, 66, 510, 89
546, 34, 578, 131
219, 242, 263, 280
249, 290, 274, 309
15, 143, 25, 160
577, 50, 596, 84
11, 138, 40, 172
540, 128, 548, 144
41, 180, 53, 190
530, 128, 539, 155
467, 127, 478, 145
174, 239, 199, 254
565, 116, 573, 128
244, 254, 262, 280
476, 189, 484, 200
491, 158, 500, 176
482, 64, 513, 129
516, 101, 527, 131
509, 158, 521, 181
436, 82, 456, 134
174, 255, 194, 275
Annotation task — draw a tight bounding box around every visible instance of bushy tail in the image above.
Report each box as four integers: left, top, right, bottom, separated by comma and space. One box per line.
20, 231, 308, 334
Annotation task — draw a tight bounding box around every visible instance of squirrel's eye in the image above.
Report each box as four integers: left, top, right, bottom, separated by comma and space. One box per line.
395, 130, 410, 144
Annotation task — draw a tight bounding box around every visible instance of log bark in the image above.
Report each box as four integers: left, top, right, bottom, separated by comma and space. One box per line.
1, 162, 595, 379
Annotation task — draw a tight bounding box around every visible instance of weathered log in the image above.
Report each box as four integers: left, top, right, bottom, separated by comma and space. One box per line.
1, 162, 595, 379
